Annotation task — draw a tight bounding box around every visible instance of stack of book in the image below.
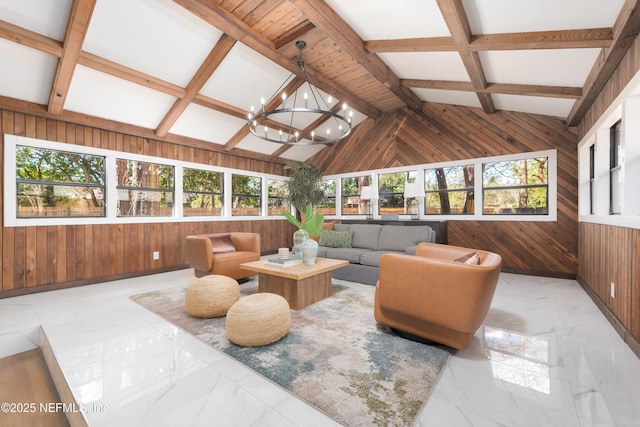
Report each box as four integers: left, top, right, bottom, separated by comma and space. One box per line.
266, 256, 302, 267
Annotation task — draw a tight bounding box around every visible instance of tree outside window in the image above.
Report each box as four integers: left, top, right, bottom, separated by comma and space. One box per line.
483, 157, 548, 215
183, 168, 223, 216
341, 175, 371, 215
317, 179, 336, 215
232, 174, 262, 216
425, 166, 474, 214
16, 145, 105, 218
268, 178, 289, 215
116, 159, 174, 217
378, 171, 417, 215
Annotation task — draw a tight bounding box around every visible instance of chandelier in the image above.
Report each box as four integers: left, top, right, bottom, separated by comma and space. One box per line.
247, 40, 353, 145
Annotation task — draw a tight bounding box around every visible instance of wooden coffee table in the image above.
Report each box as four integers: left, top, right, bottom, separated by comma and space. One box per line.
240, 257, 348, 310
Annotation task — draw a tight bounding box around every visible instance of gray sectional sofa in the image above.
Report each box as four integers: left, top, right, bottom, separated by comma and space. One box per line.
317, 223, 437, 285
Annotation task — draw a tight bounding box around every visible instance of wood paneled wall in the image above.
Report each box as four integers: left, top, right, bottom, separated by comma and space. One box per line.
578, 223, 640, 349
576, 32, 640, 356
313, 105, 579, 278
0, 109, 296, 298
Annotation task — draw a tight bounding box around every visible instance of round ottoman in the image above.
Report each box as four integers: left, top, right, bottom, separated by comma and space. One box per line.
185, 275, 240, 318
226, 293, 291, 346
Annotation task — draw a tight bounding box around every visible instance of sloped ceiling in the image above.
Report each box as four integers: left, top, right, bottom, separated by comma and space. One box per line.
0, 0, 638, 163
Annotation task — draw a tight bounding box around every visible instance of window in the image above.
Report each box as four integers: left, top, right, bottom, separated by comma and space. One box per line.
267, 178, 289, 216
116, 159, 174, 217
425, 166, 474, 215
589, 145, 595, 215
16, 145, 105, 218
232, 174, 261, 216
183, 168, 223, 216
318, 179, 336, 215
483, 157, 548, 215
378, 171, 417, 215
610, 120, 622, 215
341, 175, 371, 215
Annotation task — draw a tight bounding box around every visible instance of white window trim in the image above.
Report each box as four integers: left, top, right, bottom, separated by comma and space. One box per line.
4, 135, 290, 227
323, 149, 557, 222
578, 68, 640, 230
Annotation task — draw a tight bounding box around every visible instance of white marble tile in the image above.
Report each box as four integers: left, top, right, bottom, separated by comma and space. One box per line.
2, 269, 640, 427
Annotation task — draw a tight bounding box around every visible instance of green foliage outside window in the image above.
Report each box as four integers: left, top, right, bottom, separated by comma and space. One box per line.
16, 145, 105, 217
116, 159, 174, 217
268, 179, 289, 215
341, 175, 371, 215
183, 168, 223, 216
425, 165, 474, 215
482, 157, 548, 214
232, 174, 262, 216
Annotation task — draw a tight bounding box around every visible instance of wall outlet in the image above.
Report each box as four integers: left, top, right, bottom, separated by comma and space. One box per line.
610, 282, 615, 299
153, 251, 160, 261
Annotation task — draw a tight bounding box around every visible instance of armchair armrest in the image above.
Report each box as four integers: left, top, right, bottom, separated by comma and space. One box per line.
376, 252, 501, 333
186, 235, 214, 272
231, 233, 261, 253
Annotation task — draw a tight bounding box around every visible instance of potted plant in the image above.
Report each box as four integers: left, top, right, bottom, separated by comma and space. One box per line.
283, 161, 326, 226
283, 204, 324, 264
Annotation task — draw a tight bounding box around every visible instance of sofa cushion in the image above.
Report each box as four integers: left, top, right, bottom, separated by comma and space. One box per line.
349, 224, 382, 250
323, 247, 372, 264
319, 230, 353, 248
359, 251, 401, 267
378, 225, 435, 252
210, 234, 236, 253
333, 223, 350, 232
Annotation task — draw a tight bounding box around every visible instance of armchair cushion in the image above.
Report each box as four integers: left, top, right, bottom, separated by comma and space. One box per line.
210, 234, 236, 253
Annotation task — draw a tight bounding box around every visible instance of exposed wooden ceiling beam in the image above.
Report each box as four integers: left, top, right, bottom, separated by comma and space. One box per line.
288, 0, 423, 111
568, 0, 640, 126
47, 0, 96, 115
273, 20, 316, 50
173, 0, 381, 119
0, 19, 62, 56
436, 0, 495, 114
402, 79, 582, 99
155, 34, 236, 137
365, 28, 613, 53
78, 52, 185, 98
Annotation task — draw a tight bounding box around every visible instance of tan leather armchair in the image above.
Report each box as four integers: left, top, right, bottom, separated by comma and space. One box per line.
374, 242, 502, 349
186, 232, 260, 279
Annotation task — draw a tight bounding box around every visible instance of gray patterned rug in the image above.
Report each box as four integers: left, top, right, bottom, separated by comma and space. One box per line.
131, 279, 452, 427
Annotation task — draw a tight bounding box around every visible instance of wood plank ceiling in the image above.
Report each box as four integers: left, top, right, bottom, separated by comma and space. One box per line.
1, 0, 639, 163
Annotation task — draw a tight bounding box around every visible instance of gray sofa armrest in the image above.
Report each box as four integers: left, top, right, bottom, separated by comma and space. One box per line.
405, 245, 418, 255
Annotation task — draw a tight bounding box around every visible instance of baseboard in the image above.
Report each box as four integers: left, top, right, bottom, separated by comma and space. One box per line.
577, 275, 640, 359
501, 266, 576, 280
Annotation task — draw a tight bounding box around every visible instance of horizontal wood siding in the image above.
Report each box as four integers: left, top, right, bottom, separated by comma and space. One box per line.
313, 105, 578, 278
0, 109, 296, 297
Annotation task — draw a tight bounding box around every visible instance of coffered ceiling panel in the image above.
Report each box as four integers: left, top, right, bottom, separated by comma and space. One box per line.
378, 52, 470, 82
235, 134, 283, 155
0, 0, 71, 40
412, 88, 482, 109
462, 0, 626, 34
65, 65, 178, 129
480, 49, 603, 87
169, 103, 246, 145
83, 0, 223, 87
201, 42, 290, 111
279, 144, 328, 162
492, 94, 576, 118
0, 39, 58, 104
325, 0, 450, 40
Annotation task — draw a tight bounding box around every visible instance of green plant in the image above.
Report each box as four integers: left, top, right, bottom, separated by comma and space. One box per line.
283, 204, 324, 237
284, 161, 326, 224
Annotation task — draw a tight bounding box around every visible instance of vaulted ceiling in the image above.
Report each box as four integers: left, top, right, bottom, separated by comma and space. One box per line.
1, 0, 638, 163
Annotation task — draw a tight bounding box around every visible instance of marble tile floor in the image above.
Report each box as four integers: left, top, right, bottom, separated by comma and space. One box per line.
1, 270, 639, 427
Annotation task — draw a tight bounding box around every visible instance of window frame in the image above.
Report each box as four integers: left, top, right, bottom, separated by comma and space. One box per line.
341, 175, 373, 216
323, 149, 557, 222
609, 120, 622, 215
266, 178, 289, 217
231, 173, 262, 217
182, 167, 224, 217
424, 165, 475, 215
4, 134, 290, 226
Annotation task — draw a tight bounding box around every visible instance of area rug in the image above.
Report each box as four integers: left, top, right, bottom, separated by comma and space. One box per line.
131, 279, 452, 427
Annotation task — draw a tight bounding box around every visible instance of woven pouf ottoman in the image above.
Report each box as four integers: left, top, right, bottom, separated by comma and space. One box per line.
226, 293, 291, 347
185, 275, 240, 318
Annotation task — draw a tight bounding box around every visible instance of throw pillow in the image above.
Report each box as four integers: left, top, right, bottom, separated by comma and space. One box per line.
454, 252, 480, 265
319, 230, 353, 248
210, 235, 236, 253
